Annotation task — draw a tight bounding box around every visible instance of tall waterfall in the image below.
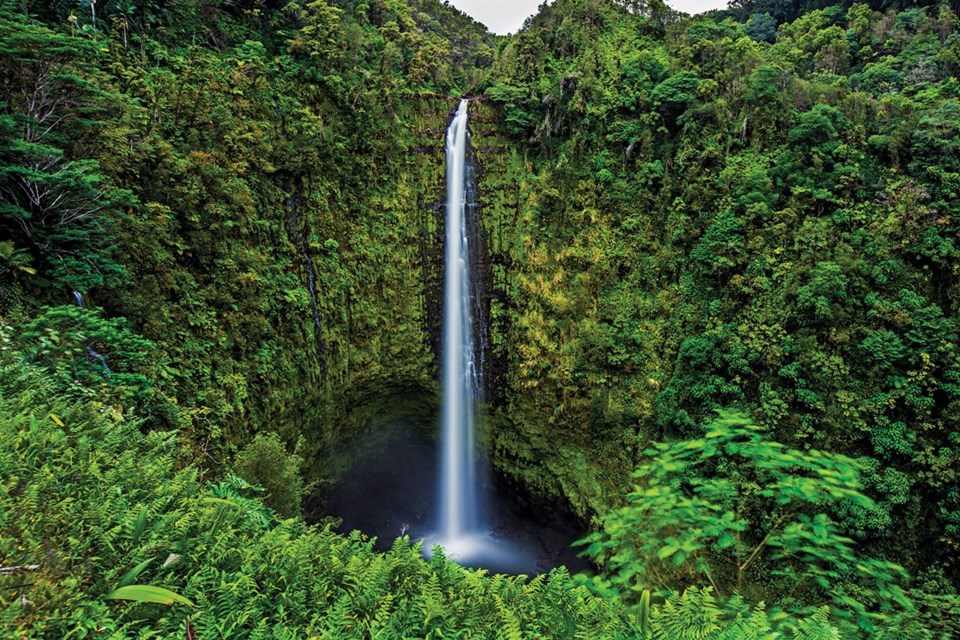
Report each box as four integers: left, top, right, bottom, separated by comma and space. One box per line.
438, 99, 482, 541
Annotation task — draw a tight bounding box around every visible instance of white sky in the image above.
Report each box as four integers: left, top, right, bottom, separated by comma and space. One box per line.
447, 1, 731, 35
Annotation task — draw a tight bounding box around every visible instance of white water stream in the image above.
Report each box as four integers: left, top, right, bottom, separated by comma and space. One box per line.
438, 99, 482, 543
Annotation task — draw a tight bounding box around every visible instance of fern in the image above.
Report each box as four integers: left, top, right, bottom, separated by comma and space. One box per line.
652, 588, 724, 640
495, 594, 525, 640
794, 607, 842, 640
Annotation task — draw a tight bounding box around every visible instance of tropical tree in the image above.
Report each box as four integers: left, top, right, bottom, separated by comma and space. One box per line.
0, 6, 133, 291
580, 411, 912, 634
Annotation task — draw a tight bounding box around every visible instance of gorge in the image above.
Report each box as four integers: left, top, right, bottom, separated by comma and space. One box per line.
323, 98, 586, 574
3, 0, 960, 637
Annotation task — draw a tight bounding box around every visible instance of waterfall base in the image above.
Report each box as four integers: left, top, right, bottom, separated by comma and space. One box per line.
318, 420, 590, 575
420, 531, 537, 574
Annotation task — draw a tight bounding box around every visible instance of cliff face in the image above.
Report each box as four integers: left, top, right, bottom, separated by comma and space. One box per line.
470, 98, 637, 518
117, 91, 479, 478
263, 95, 457, 471
0, 2, 493, 478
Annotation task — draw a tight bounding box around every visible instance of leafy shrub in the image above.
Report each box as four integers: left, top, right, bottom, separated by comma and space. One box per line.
579, 411, 911, 635
234, 432, 305, 518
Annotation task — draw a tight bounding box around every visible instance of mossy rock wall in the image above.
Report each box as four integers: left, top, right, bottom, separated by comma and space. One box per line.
470, 100, 633, 518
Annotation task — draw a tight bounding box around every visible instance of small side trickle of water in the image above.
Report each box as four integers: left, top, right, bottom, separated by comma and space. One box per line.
87, 349, 112, 376
284, 189, 328, 376
71, 290, 111, 377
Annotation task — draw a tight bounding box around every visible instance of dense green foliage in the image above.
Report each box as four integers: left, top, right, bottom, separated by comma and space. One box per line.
3, 0, 960, 636
578, 412, 919, 634
0, 0, 493, 466
3, 359, 868, 638
482, 0, 960, 594
0, 359, 632, 638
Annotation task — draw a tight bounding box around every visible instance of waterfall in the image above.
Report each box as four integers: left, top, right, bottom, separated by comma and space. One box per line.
418, 101, 535, 571
438, 99, 482, 542
72, 291, 84, 307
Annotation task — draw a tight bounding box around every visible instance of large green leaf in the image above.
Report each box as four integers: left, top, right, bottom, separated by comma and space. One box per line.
105, 585, 194, 607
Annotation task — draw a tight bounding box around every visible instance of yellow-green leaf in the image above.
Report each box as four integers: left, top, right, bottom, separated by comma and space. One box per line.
105, 585, 193, 607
